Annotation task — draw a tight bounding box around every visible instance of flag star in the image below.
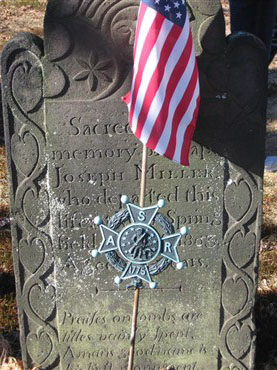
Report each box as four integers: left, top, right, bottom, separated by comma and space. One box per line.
154, 0, 160, 4
176, 11, 182, 18
164, 4, 171, 11
174, 1, 180, 8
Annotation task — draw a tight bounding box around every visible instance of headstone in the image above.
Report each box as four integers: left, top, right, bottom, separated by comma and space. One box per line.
1, 0, 267, 369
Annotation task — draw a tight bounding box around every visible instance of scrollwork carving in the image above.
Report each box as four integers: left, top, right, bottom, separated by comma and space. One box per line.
11, 130, 39, 178
44, 22, 73, 62
229, 229, 256, 269
226, 324, 252, 360
220, 163, 261, 369
23, 185, 50, 228
43, 62, 68, 98
12, 61, 43, 113
19, 238, 45, 274
219, 30, 266, 370
29, 284, 56, 321
225, 178, 252, 221
222, 277, 248, 317
1, 33, 59, 368
26, 329, 54, 365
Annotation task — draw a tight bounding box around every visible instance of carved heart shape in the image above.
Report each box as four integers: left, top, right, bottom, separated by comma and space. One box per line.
222, 277, 248, 316
230, 230, 256, 268
225, 180, 252, 221
12, 62, 42, 113
19, 238, 45, 274
30, 285, 56, 321
23, 188, 49, 227
11, 132, 38, 178
227, 324, 252, 359
26, 331, 52, 365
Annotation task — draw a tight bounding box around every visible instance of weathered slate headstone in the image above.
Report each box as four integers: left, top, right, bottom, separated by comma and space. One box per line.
1, 0, 267, 369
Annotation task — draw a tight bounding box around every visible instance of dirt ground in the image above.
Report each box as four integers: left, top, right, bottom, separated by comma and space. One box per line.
0, 1, 45, 55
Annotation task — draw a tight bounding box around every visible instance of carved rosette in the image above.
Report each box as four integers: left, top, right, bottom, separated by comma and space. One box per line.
44, 0, 139, 101
1, 34, 59, 368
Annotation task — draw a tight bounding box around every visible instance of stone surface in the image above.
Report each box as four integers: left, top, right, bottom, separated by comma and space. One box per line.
1, 0, 267, 369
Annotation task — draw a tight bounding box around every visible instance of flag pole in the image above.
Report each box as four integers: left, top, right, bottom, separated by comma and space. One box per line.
128, 143, 148, 370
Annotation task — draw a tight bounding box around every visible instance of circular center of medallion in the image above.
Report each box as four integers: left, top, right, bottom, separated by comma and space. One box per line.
118, 223, 161, 264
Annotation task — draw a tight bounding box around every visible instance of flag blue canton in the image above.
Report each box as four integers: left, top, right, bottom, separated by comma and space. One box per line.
142, 0, 187, 27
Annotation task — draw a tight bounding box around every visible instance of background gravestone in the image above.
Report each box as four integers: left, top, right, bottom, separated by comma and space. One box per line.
1, 0, 267, 369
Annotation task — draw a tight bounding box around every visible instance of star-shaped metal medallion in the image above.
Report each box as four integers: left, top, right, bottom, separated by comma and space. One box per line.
91, 196, 189, 288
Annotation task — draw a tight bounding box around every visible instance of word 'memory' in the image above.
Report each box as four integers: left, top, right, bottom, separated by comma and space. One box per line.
51, 144, 138, 163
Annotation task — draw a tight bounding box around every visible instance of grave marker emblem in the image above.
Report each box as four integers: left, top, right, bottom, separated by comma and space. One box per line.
92, 196, 188, 288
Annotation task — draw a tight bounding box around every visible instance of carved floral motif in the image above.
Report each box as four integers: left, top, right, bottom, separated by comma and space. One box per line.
74, 52, 112, 91
44, 0, 139, 101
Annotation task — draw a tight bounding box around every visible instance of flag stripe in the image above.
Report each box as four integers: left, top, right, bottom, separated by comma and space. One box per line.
180, 96, 200, 165
122, 3, 148, 107
154, 34, 195, 155
135, 24, 182, 139
126, 6, 157, 114
129, 9, 165, 128
173, 81, 200, 162
164, 60, 198, 160
133, 2, 148, 57
123, 0, 200, 166
145, 20, 191, 150
131, 18, 173, 133
139, 17, 190, 143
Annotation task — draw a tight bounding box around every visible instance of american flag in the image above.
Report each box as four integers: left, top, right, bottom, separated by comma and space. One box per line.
122, 0, 199, 166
